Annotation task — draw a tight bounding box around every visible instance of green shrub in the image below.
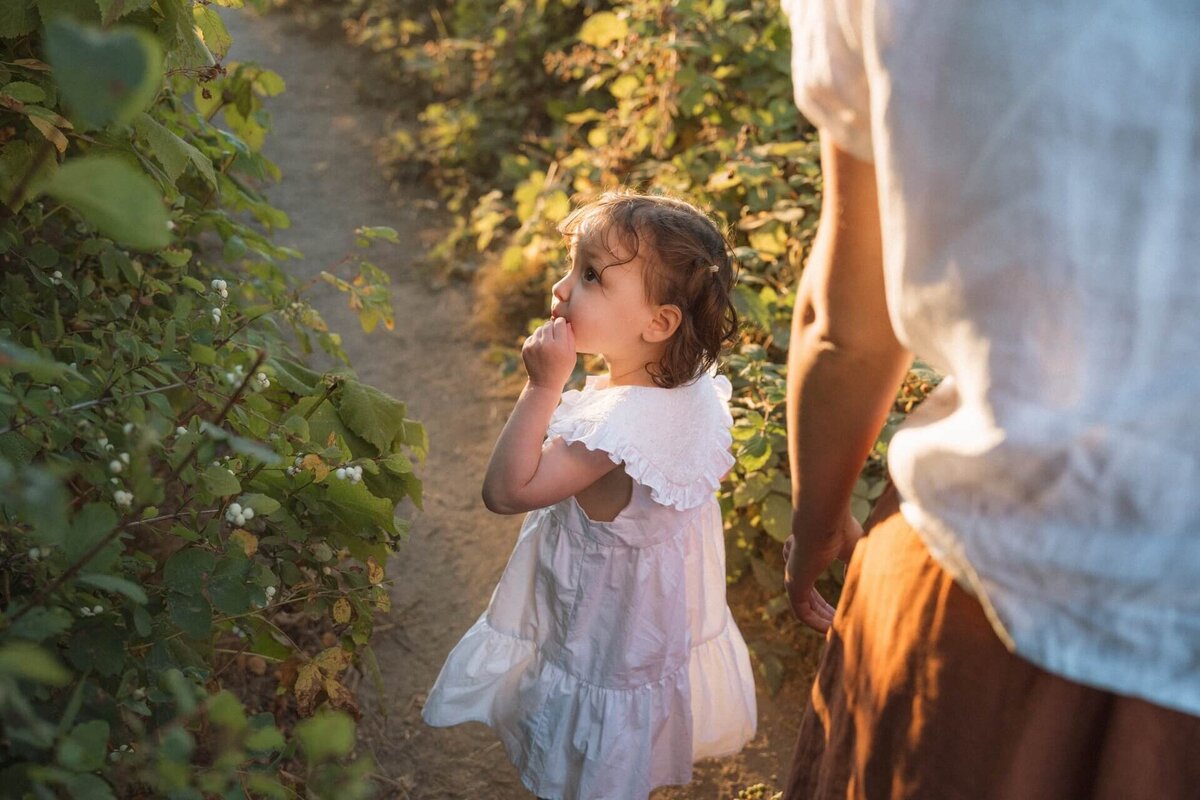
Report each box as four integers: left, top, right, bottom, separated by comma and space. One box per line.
1, 5, 421, 797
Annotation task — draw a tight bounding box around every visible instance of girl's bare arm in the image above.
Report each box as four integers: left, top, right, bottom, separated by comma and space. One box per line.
482, 317, 618, 515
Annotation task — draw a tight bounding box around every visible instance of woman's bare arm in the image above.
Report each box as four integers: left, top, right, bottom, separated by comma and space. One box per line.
784, 138, 912, 631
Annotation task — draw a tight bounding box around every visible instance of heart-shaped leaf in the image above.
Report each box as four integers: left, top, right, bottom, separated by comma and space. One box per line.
44, 18, 162, 131
43, 156, 170, 250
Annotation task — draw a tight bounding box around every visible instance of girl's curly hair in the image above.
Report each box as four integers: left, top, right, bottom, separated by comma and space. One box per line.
557, 190, 740, 388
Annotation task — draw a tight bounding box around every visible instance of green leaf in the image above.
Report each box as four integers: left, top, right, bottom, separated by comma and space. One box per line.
0, 641, 71, 685
43, 155, 170, 250
44, 18, 163, 130
66, 622, 125, 676
761, 493, 792, 543
6, 606, 74, 642
321, 476, 398, 536
77, 573, 148, 604
380, 452, 412, 475
168, 592, 212, 640
206, 689, 247, 732
208, 554, 252, 615
57, 773, 115, 800
0, 0, 37, 39
732, 471, 771, 507
335, 379, 406, 455
0, 81, 45, 103
200, 465, 240, 497
732, 284, 772, 331
192, 5, 232, 58
579, 11, 627, 47
240, 492, 280, 516
132, 112, 191, 184
294, 710, 354, 762
245, 724, 285, 752
737, 432, 772, 472
163, 548, 215, 596
64, 503, 117, 564
95, 0, 155, 24
355, 225, 399, 243
0, 337, 70, 381
57, 719, 109, 772
269, 357, 321, 395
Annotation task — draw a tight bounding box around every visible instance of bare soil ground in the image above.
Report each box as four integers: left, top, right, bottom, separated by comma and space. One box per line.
223, 9, 821, 798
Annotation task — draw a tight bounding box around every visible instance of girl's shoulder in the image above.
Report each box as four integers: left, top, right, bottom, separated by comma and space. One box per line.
547, 370, 735, 511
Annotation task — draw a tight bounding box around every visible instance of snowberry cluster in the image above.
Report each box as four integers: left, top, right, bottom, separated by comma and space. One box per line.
225, 502, 255, 527
211, 278, 229, 300
109, 451, 130, 473
286, 454, 305, 477
27, 546, 48, 561
253, 371, 270, 391
79, 604, 104, 617
114, 490, 133, 508
108, 744, 133, 763
49, 270, 63, 285
211, 306, 222, 325
223, 363, 245, 386
336, 464, 363, 484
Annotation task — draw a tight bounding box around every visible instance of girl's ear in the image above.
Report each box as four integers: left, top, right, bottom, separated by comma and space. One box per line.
644, 303, 682, 343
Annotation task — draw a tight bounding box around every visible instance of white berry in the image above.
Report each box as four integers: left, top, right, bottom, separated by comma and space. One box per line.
109, 460, 123, 473
176, 426, 187, 436
335, 467, 347, 480
242, 507, 254, 520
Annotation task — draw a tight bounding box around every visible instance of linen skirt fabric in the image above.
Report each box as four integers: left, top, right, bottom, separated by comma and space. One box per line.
785, 484, 1200, 800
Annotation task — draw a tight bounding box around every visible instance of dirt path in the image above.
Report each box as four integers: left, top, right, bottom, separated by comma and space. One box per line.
223, 9, 814, 798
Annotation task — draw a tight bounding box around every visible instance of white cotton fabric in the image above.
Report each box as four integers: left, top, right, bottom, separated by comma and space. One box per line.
422, 371, 757, 800
783, 0, 1200, 715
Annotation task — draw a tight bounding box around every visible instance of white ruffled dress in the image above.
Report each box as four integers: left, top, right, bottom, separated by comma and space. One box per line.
421, 370, 758, 800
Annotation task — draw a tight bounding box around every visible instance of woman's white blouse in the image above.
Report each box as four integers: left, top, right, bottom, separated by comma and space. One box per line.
784, 0, 1200, 715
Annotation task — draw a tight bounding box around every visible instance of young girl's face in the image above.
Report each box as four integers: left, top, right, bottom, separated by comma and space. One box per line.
550, 226, 659, 359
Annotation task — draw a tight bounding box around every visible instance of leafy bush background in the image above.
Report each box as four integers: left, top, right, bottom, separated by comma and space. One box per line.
1, 2, 423, 797
276, 0, 940, 688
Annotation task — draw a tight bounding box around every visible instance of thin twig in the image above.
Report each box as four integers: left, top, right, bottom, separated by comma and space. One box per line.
8, 351, 268, 624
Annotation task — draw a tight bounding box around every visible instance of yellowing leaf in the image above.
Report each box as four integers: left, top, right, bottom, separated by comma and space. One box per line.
610, 74, 639, 100
301, 453, 329, 482
28, 116, 68, 154
332, 598, 352, 624
294, 662, 321, 715
229, 528, 257, 556
313, 646, 350, 675
373, 587, 391, 612
366, 556, 384, 585
579, 11, 627, 47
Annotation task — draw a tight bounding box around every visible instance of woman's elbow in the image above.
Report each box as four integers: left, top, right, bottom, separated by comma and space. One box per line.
481, 485, 521, 515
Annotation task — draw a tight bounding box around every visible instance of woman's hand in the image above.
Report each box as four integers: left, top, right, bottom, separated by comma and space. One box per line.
783, 505, 863, 633
522, 317, 577, 391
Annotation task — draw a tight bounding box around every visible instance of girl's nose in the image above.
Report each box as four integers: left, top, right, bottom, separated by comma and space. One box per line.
552, 273, 570, 302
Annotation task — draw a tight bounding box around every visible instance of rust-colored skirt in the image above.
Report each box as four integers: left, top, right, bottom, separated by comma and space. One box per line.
785, 485, 1200, 800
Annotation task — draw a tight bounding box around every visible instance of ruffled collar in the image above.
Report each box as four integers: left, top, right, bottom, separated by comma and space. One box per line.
546, 370, 735, 511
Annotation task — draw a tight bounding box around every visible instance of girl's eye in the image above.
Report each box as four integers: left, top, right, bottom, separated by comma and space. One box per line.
583, 268, 599, 283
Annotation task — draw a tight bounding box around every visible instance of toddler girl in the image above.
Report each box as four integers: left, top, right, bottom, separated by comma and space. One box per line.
422, 191, 757, 799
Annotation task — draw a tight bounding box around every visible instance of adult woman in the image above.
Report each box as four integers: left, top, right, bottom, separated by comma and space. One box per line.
781, 1, 1200, 797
